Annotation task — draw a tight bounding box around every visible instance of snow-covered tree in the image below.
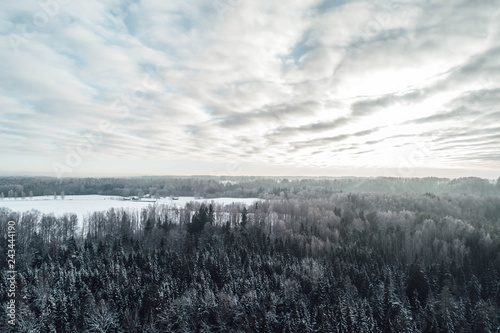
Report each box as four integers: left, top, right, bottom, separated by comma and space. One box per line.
84, 300, 118, 333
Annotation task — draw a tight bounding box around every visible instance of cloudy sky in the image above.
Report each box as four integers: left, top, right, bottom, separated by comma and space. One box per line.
0, 0, 499, 178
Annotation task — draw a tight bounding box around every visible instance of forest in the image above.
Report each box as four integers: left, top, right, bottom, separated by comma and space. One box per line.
1, 175, 499, 199
0, 177, 499, 332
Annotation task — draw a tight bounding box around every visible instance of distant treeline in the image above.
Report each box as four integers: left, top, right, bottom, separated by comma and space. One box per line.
0, 191, 499, 331
0, 176, 499, 199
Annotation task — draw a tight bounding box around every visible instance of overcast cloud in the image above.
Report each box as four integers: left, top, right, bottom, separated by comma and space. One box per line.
0, 0, 499, 177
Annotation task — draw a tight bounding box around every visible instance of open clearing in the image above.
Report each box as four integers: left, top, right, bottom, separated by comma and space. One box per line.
0, 195, 260, 226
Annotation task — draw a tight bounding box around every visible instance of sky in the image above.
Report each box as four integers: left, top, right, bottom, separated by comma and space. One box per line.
0, 0, 499, 178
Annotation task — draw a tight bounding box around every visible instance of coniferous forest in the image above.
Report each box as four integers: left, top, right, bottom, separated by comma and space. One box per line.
1, 177, 500, 332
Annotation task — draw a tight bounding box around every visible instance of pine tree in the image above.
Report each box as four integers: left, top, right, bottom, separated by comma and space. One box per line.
188, 204, 209, 235
471, 300, 497, 333
208, 204, 214, 225
16, 304, 40, 332
406, 261, 430, 308
241, 207, 248, 228
54, 294, 70, 332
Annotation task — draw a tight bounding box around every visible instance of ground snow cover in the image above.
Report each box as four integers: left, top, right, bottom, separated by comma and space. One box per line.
0, 195, 259, 228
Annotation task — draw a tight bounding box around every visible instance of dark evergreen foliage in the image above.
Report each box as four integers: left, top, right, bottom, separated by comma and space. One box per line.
1, 185, 499, 332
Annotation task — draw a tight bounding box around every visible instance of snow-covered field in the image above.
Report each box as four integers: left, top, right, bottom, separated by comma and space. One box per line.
0, 195, 260, 225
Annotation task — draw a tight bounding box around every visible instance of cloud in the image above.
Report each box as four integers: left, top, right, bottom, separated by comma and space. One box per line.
0, 0, 499, 177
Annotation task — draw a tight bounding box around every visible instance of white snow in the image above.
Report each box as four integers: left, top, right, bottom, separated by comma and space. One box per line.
0, 195, 260, 228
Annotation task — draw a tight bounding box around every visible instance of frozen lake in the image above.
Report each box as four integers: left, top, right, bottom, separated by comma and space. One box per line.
0, 195, 260, 225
